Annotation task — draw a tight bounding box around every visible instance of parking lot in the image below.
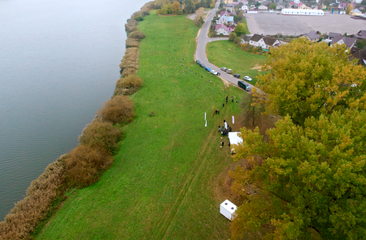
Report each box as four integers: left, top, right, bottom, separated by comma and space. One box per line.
246, 13, 366, 36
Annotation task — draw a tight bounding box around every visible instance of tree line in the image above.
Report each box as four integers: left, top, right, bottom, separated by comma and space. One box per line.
230, 38, 366, 239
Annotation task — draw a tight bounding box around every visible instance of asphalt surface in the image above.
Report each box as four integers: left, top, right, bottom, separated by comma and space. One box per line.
194, 1, 256, 92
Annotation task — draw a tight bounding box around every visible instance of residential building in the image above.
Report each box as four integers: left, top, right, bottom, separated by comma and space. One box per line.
218, 11, 236, 18
302, 31, 321, 41
331, 36, 356, 48
352, 48, 366, 66
216, 15, 234, 25
215, 24, 235, 36
353, 30, 366, 39
249, 34, 281, 49
258, 5, 268, 10
338, 3, 356, 9
241, 5, 249, 11
328, 32, 342, 39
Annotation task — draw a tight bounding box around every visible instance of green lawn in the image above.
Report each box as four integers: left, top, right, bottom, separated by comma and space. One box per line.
207, 40, 267, 85
35, 11, 246, 239
242, 17, 250, 35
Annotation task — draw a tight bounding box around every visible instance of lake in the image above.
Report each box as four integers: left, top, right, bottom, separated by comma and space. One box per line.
0, 0, 148, 220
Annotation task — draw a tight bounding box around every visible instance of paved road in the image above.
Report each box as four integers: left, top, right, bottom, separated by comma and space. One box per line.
194, 1, 256, 92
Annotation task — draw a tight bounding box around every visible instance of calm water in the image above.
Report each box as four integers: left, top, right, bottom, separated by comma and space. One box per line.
0, 0, 148, 220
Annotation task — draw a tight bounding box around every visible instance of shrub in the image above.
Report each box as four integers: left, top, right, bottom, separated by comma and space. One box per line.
119, 47, 139, 77
65, 145, 112, 188
114, 74, 143, 95
142, 11, 150, 16
229, 32, 237, 42
126, 37, 141, 48
0, 155, 66, 239
78, 118, 123, 154
125, 19, 138, 33
100, 95, 135, 124
128, 31, 146, 39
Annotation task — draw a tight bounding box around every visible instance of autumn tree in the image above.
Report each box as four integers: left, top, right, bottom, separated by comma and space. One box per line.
253, 38, 366, 126
234, 22, 247, 36
194, 7, 205, 26
172, 1, 180, 14
346, 3, 354, 14
231, 110, 366, 239
269, 3, 277, 9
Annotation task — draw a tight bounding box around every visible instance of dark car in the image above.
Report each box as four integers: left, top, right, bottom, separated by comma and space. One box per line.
196, 60, 201, 65
238, 80, 251, 91
200, 63, 205, 68
233, 74, 240, 78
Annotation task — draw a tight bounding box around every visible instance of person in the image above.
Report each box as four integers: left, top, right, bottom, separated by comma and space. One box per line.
223, 103, 225, 107
221, 141, 224, 147
217, 110, 220, 114
218, 126, 221, 132
221, 126, 224, 131
226, 96, 228, 103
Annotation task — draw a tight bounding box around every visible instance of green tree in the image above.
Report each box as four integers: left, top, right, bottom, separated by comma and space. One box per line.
231, 110, 366, 239
255, 1, 261, 8
234, 23, 246, 36
184, 0, 195, 13
269, 3, 277, 9
229, 32, 237, 42
253, 38, 366, 126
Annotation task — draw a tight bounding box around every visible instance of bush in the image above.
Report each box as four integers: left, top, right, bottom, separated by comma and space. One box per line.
229, 32, 237, 42
142, 11, 150, 16
125, 19, 138, 33
114, 74, 143, 95
100, 95, 135, 124
126, 37, 140, 48
119, 47, 139, 77
65, 145, 112, 188
128, 31, 146, 39
0, 155, 66, 239
78, 118, 123, 154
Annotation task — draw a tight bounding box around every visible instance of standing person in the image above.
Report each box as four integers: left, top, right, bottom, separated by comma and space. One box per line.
223, 103, 225, 107
218, 126, 221, 132
226, 96, 228, 103
224, 121, 227, 129
221, 141, 224, 147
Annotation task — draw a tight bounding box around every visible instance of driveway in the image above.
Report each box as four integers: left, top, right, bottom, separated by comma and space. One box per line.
194, 1, 256, 92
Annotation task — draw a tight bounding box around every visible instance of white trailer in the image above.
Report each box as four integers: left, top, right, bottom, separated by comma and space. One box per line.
220, 199, 237, 221
281, 8, 324, 16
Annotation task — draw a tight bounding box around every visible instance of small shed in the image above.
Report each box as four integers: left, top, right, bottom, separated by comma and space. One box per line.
228, 132, 243, 154
220, 199, 237, 221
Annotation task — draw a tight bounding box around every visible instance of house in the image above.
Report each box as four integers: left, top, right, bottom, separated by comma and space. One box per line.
328, 32, 342, 39
331, 36, 356, 48
249, 34, 281, 49
338, 3, 356, 10
352, 9, 363, 16
302, 31, 321, 41
215, 24, 235, 36
218, 11, 236, 17
352, 48, 366, 67
216, 16, 235, 25
353, 30, 366, 39
241, 5, 249, 11
276, 5, 284, 10
298, 3, 311, 9
258, 5, 268, 10
224, 5, 234, 12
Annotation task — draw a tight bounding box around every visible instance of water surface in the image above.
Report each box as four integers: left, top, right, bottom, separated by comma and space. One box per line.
0, 0, 148, 220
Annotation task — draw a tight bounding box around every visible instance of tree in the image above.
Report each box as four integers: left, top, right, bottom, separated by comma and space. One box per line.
184, 0, 195, 13
230, 110, 366, 239
172, 1, 180, 14
253, 38, 366, 126
229, 32, 237, 42
346, 3, 354, 14
255, 1, 261, 8
194, 7, 205, 26
234, 23, 246, 36
269, 3, 277, 9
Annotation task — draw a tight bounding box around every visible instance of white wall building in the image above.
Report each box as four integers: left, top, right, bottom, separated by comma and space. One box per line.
220, 200, 237, 221
249, 34, 281, 49
258, 5, 269, 10
281, 8, 324, 15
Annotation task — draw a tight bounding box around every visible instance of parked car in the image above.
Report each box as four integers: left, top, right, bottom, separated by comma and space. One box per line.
196, 60, 201, 65
233, 74, 240, 78
210, 70, 218, 75
205, 67, 211, 72
226, 69, 232, 74
221, 67, 227, 71
238, 80, 251, 91
200, 63, 205, 68
244, 76, 252, 81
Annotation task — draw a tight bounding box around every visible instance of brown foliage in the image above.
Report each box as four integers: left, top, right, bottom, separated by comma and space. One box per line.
78, 118, 123, 154
119, 47, 139, 77
114, 74, 143, 95
125, 19, 139, 33
128, 31, 146, 39
65, 145, 112, 188
0, 155, 66, 239
100, 95, 135, 124
126, 37, 140, 48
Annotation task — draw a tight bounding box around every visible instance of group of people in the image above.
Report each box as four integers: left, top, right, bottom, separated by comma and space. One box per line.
218, 120, 232, 136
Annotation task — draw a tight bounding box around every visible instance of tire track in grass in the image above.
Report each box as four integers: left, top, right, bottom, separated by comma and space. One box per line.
152, 102, 230, 239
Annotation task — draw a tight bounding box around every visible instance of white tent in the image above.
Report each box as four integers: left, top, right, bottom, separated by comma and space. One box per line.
228, 132, 242, 154
220, 199, 237, 221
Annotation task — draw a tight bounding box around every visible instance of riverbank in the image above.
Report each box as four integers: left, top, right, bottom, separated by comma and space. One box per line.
34, 10, 247, 239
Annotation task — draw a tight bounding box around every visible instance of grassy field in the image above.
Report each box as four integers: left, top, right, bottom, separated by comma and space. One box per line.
35, 11, 246, 239
206, 40, 267, 85
243, 17, 250, 34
